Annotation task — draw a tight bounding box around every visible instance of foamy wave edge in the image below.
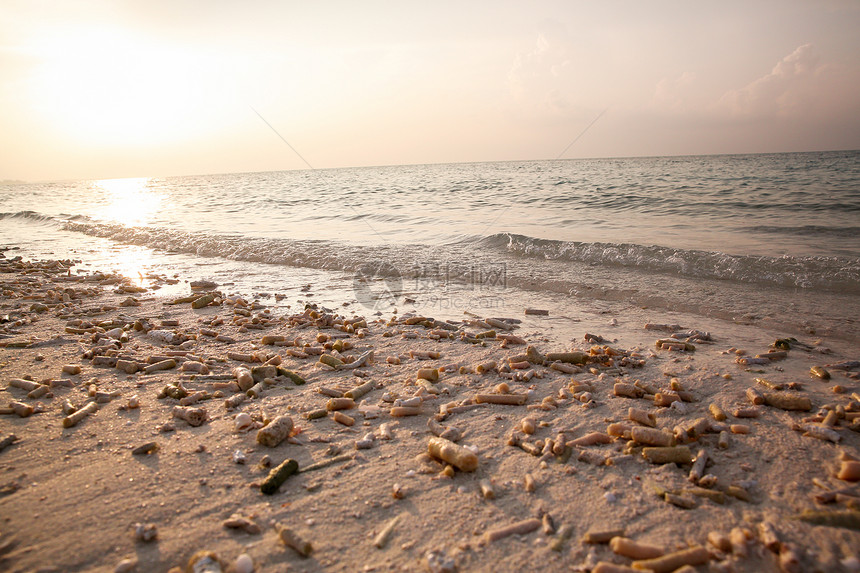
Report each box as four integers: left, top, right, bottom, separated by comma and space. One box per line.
480, 233, 860, 294
57, 221, 860, 295
0, 210, 57, 223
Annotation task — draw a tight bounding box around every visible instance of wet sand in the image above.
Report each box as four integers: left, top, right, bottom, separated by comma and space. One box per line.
0, 253, 859, 573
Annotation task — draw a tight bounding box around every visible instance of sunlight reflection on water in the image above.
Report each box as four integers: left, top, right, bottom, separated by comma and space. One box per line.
88, 178, 165, 280
94, 177, 163, 227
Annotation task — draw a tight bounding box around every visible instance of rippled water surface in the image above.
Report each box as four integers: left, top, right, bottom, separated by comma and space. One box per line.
2, 150, 859, 340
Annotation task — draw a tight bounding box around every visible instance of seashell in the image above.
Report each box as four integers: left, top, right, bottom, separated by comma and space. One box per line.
187, 551, 222, 573
132, 442, 159, 456
148, 330, 177, 344
114, 558, 137, 573
232, 450, 247, 464
425, 549, 457, 573
133, 522, 158, 542
234, 554, 254, 573
669, 400, 688, 414
234, 412, 253, 431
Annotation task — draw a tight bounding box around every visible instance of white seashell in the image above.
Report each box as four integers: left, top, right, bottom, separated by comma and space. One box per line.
425, 550, 456, 573
233, 450, 247, 464
234, 553, 254, 573
234, 412, 253, 431
148, 330, 176, 344
115, 558, 137, 573
669, 400, 688, 414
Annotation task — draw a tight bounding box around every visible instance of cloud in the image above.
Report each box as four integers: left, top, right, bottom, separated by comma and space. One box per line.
507, 20, 575, 116
718, 44, 822, 118
651, 71, 698, 113
638, 43, 860, 155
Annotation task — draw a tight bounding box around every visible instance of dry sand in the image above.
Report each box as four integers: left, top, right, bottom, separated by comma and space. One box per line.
1, 254, 859, 573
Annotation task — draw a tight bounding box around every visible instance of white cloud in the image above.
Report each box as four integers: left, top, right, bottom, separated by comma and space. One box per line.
718, 44, 822, 117
651, 71, 698, 113
507, 21, 576, 116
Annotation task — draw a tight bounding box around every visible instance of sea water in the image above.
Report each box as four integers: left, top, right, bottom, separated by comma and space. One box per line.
2, 151, 859, 341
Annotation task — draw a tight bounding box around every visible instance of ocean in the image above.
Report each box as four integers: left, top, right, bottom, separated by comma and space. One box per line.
2, 150, 859, 341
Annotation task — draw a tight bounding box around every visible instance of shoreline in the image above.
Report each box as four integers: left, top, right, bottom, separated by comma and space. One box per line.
1, 252, 859, 572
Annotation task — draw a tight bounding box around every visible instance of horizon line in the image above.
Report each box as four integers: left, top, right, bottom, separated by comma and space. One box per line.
4, 147, 859, 185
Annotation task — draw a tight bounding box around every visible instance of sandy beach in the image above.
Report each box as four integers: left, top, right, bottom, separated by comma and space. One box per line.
1, 252, 859, 573
3, 1, 860, 570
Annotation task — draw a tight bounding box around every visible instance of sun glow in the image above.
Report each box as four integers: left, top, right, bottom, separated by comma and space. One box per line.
29, 26, 222, 147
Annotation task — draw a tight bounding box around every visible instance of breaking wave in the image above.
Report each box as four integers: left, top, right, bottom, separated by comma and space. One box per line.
478, 233, 860, 294
57, 218, 860, 295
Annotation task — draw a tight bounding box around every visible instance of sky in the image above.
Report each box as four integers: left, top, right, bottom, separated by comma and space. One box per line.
1, 0, 859, 181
